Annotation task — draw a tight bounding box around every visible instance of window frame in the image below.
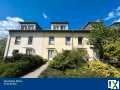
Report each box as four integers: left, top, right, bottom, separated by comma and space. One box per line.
15, 36, 21, 45
49, 36, 55, 45
28, 24, 36, 30
28, 36, 33, 45
61, 25, 66, 30
26, 48, 35, 55
48, 49, 55, 60
78, 37, 83, 45
65, 36, 71, 45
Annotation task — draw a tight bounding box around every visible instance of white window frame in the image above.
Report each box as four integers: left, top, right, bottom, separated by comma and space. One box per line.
65, 36, 71, 45
26, 48, 35, 55
49, 36, 55, 45
15, 36, 21, 45
48, 49, 55, 60
61, 25, 66, 30
28, 36, 33, 45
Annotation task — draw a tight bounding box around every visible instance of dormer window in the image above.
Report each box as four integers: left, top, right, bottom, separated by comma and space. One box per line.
21, 24, 27, 30
19, 22, 42, 30
53, 26, 59, 30
28, 24, 36, 30
61, 25, 66, 30
21, 24, 36, 30
51, 22, 69, 30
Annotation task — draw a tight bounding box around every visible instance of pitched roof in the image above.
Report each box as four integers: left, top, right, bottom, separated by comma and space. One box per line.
82, 21, 104, 29
110, 22, 120, 26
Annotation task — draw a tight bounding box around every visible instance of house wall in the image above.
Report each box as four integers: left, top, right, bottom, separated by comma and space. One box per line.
4, 32, 43, 57
4, 32, 95, 61
41, 32, 94, 60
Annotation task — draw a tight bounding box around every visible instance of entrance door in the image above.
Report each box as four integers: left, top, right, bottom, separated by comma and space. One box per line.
48, 49, 55, 60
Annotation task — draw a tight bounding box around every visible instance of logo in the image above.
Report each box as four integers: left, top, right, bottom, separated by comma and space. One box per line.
108, 80, 119, 90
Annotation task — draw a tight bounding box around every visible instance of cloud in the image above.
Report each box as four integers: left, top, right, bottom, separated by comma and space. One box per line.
0, 17, 24, 38
116, 6, 120, 11
113, 18, 120, 22
6, 17, 24, 22
42, 12, 48, 19
104, 6, 120, 21
104, 11, 115, 20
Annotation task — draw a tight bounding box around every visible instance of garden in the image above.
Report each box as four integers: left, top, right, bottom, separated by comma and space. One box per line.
40, 23, 120, 78
0, 54, 46, 77
40, 49, 120, 78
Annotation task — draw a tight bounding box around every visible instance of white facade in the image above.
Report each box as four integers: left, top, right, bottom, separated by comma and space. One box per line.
4, 22, 97, 61
4, 32, 44, 57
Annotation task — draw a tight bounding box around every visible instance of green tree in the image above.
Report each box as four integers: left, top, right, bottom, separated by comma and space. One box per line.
89, 23, 120, 60
0, 38, 7, 60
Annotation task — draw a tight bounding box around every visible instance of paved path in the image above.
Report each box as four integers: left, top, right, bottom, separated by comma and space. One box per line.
21, 61, 50, 78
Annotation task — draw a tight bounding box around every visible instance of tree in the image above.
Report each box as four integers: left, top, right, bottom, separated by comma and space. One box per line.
0, 38, 7, 60
89, 23, 120, 60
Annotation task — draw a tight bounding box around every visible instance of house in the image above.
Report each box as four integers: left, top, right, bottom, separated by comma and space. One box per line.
83, 21, 104, 30
110, 22, 120, 30
4, 21, 96, 61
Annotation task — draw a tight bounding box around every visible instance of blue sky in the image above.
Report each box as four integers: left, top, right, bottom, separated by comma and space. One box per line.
0, 0, 120, 35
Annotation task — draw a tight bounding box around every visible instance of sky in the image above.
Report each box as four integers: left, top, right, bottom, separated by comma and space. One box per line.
0, 0, 120, 38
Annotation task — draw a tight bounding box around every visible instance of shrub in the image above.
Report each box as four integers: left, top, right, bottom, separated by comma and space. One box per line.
49, 49, 87, 71
0, 61, 29, 77
88, 60, 120, 78
0, 54, 46, 77
40, 68, 64, 78
5, 54, 45, 64
103, 41, 120, 61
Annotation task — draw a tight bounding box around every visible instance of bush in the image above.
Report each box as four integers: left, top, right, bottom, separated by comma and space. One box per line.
0, 61, 30, 77
40, 68, 64, 78
49, 49, 87, 71
0, 54, 46, 77
87, 60, 120, 78
5, 54, 45, 64
103, 41, 120, 61
40, 60, 120, 78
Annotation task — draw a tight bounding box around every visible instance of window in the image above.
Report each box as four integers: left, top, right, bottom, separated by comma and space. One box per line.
21, 24, 36, 30
28, 24, 36, 30
21, 24, 27, 30
26, 48, 35, 55
15, 36, 21, 45
48, 49, 55, 60
61, 26, 66, 30
78, 37, 83, 45
28, 36, 33, 45
53, 26, 59, 30
65, 37, 71, 45
12, 50, 19, 55
49, 36, 55, 45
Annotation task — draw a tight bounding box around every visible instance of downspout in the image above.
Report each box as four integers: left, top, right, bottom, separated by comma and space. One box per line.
3, 33, 11, 60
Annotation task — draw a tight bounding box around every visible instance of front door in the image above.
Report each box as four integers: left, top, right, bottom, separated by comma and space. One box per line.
48, 49, 55, 60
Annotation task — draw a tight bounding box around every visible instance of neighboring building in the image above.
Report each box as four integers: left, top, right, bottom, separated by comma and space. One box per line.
110, 22, 120, 30
4, 21, 96, 61
83, 21, 104, 30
